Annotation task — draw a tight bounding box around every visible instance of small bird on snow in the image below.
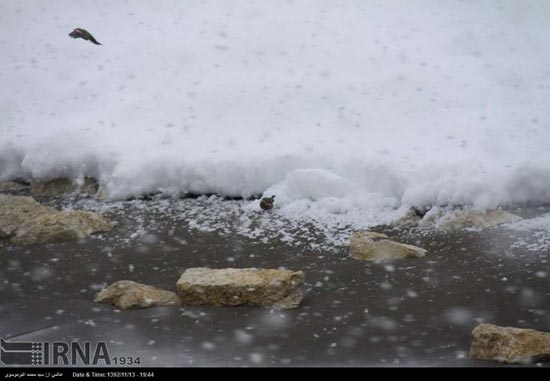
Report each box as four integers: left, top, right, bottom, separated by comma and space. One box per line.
69, 28, 102, 45
260, 195, 276, 211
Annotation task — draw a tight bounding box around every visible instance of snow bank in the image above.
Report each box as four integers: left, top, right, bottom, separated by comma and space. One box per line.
2, 0, 550, 227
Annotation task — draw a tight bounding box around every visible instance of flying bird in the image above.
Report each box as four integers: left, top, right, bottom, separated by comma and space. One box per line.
69, 28, 102, 45
260, 195, 276, 211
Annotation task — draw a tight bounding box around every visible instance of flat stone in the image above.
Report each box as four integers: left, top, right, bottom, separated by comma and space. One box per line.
419, 208, 521, 230
31, 177, 99, 197
176, 268, 305, 309
392, 208, 422, 229
0, 194, 113, 245
95, 280, 181, 310
94, 187, 109, 201
0, 195, 55, 238
0, 181, 30, 193
470, 323, 550, 363
349, 231, 427, 261
11, 210, 113, 245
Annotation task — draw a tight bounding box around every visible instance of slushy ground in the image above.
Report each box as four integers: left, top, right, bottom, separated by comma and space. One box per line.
1, 197, 549, 367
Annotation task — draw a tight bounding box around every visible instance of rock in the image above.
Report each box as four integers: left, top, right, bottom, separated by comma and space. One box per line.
0, 194, 113, 245
392, 208, 421, 229
418, 207, 521, 230
392, 206, 522, 231
94, 186, 109, 201
30, 178, 75, 196
176, 268, 305, 309
349, 231, 427, 261
0, 181, 30, 193
12, 210, 113, 245
470, 323, 550, 363
0, 195, 55, 239
95, 280, 181, 310
31, 177, 99, 197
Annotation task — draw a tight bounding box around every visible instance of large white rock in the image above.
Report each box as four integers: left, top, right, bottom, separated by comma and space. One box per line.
470, 323, 550, 363
176, 268, 305, 309
349, 231, 426, 261
95, 280, 181, 310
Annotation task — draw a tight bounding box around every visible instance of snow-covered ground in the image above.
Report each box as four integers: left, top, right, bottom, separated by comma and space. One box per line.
505, 212, 550, 252
2, 0, 550, 230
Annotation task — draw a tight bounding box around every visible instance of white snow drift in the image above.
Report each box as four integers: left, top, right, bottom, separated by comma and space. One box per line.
2, 0, 550, 228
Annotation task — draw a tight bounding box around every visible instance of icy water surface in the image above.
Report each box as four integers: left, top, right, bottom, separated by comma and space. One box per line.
1, 198, 549, 367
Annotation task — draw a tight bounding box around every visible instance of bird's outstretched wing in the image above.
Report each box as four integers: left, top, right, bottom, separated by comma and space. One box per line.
68, 28, 102, 45
88, 34, 102, 45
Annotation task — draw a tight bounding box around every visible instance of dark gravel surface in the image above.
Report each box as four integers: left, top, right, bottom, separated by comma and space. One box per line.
1, 199, 549, 367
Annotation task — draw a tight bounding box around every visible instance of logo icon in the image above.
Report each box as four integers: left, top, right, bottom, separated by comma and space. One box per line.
1, 339, 43, 365
1, 338, 139, 366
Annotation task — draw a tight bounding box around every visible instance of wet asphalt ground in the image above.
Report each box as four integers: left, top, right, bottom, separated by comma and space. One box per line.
1, 198, 549, 367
